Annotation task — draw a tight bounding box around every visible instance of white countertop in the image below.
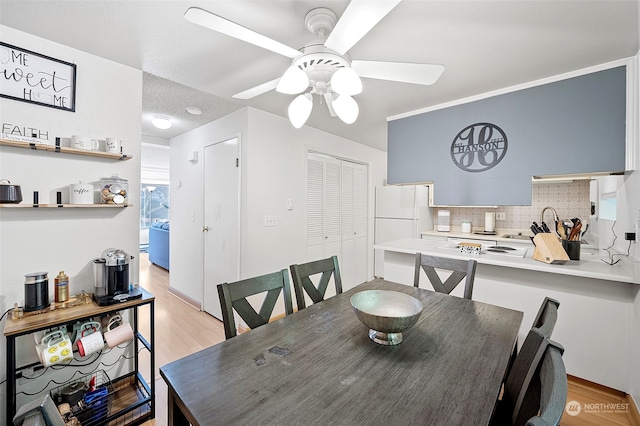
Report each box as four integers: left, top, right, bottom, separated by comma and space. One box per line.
374, 237, 637, 284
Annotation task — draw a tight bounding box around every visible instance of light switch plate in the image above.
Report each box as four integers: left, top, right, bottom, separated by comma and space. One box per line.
264, 215, 277, 227
496, 212, 506, 221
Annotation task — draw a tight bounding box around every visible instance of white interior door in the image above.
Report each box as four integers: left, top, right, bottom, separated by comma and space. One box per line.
202, 137, 240, 320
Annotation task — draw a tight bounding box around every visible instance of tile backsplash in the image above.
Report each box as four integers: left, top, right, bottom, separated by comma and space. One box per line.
433, 180, 591, 231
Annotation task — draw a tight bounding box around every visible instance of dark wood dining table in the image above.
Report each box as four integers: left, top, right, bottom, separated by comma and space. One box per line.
160, 278, 523, 425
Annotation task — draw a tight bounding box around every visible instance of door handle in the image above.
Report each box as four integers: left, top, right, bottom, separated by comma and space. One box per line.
202, 226, 209, 232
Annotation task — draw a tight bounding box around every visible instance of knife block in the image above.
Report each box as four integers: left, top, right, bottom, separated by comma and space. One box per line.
532, 233, 569, 264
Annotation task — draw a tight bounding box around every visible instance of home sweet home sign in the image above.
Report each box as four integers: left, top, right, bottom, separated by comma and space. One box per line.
0, 42, 76, 112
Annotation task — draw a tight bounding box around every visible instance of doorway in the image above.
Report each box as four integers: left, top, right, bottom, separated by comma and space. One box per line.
202, 137, 241, 320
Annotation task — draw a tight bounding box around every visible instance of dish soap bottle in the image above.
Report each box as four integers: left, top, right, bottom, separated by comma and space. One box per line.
54, 271, 69, 303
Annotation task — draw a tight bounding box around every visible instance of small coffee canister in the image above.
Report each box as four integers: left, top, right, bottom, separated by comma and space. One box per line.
24, 272, 50, 312
69, 181, 94, 204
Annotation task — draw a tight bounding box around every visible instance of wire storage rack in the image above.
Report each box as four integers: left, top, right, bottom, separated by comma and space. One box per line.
51, 370, 113, 425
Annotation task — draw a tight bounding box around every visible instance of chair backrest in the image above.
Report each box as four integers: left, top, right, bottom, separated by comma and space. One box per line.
525, 341, 568, 426
506, 297, 561, 381
290, 256, 342, 310
502, 328, 567, 426
531, 297, 560, 338
413, 253, 477, 299
217, 269, 294, 340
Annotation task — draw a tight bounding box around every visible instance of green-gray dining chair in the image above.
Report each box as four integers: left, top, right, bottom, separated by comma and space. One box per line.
413, 253, 477, 299
290, 256, 342, 310
217, 269, 293, 340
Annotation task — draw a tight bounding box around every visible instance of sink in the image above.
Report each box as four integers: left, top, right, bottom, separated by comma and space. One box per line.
501, 234, 533, 241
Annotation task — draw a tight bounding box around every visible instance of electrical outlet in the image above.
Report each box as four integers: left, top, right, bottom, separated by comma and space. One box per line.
264, 215, 277, 227
625, 232, 636, 241
496, 212, 506, 221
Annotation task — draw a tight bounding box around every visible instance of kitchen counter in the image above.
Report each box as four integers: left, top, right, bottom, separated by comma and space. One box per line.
420, 228, 597, 250
374, 237, 640, 392
376, 237, 636, 284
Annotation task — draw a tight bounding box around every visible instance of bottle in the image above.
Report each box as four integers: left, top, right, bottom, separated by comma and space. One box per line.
55, 271, 69, 303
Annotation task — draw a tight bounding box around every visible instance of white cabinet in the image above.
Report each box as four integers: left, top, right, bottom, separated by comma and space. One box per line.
306, 153, 368, 290
307, 154, 341, 259
341, 161, 368, 290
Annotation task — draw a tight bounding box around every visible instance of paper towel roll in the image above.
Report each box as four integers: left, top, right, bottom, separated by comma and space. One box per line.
485, 212, 496, 232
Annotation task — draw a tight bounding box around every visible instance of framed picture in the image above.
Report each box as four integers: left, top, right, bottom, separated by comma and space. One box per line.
0, 42, 76, 112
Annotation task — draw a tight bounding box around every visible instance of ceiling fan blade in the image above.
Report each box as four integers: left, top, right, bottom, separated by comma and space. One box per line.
233, 78, 280, 99
324, 0, 402, 55
184, 7, 301, 59
352, 60, 445, 85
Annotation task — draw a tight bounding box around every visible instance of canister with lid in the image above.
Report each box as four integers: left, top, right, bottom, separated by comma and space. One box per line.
100, 174, 128, 205
24, 272, 50, 312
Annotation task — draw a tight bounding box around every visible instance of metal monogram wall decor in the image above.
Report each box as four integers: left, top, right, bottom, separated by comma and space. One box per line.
0, 42, 76, 112
451, 122, 507, 172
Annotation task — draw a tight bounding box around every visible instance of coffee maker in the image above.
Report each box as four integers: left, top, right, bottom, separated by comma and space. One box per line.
93, 248, 141, 306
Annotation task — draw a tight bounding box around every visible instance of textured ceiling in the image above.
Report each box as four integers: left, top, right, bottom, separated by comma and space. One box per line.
142, 72, 242, 139
1, 0, 638, 151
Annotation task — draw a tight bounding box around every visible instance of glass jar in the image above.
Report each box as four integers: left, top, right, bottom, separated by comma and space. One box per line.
99, 174, 128, 205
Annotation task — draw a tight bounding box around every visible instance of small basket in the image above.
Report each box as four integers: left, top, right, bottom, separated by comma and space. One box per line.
459, 242, 481, 255
51, 370, 113, 425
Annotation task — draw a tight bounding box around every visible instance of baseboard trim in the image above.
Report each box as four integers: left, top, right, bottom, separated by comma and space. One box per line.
567, 375, 626, 398
627, 394, 640, 425
568, 375, 640, 422
167, 286, 201, 311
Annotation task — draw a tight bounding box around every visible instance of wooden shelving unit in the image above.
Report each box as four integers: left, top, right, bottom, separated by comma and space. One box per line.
0, 204, 131, 208
4, 289, 155, 425
0, 138, 132, 160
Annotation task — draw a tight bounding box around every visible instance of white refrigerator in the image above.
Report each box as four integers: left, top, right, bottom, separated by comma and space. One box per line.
374, 185, 433, 277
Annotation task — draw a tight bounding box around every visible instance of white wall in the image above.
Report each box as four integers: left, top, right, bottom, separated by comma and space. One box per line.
169, 107, 386, 305
617, 50, 640, 407
0, 25, 142, 420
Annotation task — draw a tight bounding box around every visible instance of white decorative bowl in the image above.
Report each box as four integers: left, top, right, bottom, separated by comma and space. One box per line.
350, 290, 424, 345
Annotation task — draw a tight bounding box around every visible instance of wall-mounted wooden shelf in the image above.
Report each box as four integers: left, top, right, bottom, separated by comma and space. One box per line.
0, 204, 131, 208
0, 138, 132, 160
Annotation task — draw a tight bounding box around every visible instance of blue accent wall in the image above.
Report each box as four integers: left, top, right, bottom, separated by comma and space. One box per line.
388, 66, 627, 206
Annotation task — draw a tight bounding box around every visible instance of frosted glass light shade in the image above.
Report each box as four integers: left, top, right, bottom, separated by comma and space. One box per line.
288, 93, 313, 128
152, 115, 172, 129
277, 66, 309, 94
332, 94, 359, 124
331, 67, 362, 95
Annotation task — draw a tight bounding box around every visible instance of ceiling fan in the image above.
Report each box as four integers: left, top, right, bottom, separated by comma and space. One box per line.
184, 0, 444, 128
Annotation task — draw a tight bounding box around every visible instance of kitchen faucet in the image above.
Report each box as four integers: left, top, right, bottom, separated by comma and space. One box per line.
540, 206, 559, 225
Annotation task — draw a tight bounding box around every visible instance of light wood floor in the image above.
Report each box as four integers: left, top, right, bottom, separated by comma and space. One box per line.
136, 253, 638, 426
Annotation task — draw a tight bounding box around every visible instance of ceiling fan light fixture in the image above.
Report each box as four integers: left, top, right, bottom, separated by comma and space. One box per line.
330, 67, 362, 95
332, 94, 359, 124
288, 93, 313, 128
277, 65, 310, 94
152, 115, 172, 130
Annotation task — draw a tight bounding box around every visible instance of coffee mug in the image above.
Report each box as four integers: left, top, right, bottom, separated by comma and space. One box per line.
71, 135, 98, 151
104, 315, 134, 348
36, 330, 73, 367
77, 321, 104, 357
106, 138, 122, 154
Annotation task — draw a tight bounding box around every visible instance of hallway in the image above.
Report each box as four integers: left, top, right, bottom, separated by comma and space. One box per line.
137, 252, 224, 426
